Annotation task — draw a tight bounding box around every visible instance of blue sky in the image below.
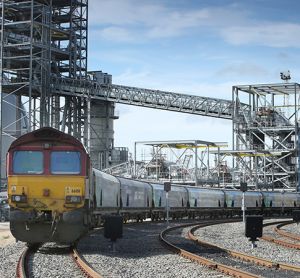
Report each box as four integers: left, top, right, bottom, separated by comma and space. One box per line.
88, 0, 300, 153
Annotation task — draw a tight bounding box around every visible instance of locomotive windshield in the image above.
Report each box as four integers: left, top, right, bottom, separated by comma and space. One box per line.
50, 151, 81, 174
13, 151, 43, 174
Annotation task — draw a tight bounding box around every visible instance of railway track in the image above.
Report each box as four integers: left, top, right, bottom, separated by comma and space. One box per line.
14, 218, 299, 278
16, 243, 102, 278
16, 245, 39, 278
160, 219, 300, 278
71, 246, 103, 278
261, 220, 300, 250
275, 222, 300, 241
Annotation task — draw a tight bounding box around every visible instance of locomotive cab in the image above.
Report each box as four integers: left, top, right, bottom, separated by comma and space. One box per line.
7, 127, 90, 244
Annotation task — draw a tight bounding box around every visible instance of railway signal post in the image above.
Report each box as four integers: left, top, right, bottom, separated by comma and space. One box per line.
245, 215, 263, 249
104, 215, 123, 252
292, 210, 300, 224
240, 182, 248, 223
164, 182, 171, 226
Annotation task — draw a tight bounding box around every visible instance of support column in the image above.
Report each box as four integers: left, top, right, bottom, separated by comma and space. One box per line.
0, 1, 4, 184
195, 143, 198, 186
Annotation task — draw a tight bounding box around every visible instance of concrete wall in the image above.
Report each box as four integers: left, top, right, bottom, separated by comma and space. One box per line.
89, 100, 116, 169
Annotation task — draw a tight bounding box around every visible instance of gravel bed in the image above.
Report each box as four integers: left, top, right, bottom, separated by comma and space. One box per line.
78, 221, 229, 278
0, 241, 26, 278
263, 222, 300, 244
167, 225, 293, 278
0, 241, 85, 278
195, 219, 300, 266
2, 219, 297, 278
282, 222, 300, 236
29, 243, 84, 278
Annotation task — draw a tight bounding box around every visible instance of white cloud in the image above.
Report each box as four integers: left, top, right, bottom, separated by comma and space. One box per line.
89, 0, 246, 41
114, 68, 152, 85
87, 1, 300, 151
220, 23, 300, 48
89, 1, 300, 48
88, 49, 143, 66
89, 0, 166, 26
94, 27, 136, 42
216, 63, 269, 78
146, 10, 210, 38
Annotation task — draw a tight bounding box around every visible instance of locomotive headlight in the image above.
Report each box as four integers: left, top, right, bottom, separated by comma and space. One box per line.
11, 194, 27, 203
65, 196, 81, 204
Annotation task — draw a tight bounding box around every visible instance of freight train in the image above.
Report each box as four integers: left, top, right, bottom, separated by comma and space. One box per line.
7, 127, 300, 244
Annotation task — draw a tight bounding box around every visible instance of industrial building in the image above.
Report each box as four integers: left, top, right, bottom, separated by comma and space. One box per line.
0, 0, 299, 191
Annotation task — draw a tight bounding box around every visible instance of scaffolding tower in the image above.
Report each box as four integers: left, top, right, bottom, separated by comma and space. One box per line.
233, 83, 300, 190
0, 0, 88, 132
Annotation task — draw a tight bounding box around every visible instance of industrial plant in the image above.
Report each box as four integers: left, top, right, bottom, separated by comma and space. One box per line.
0, 0, 299, 191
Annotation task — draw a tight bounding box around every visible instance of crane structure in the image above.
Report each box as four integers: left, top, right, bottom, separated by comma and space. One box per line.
0, 0, 299, 190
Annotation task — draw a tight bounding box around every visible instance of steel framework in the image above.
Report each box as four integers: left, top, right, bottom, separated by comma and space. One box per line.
0, 0, 240, 181
1, 1, 299, 191
129, 140, 226, 186
51, 75, 240, 119
0, 0, 88, 131
232, 83, 300, 190
0, 0, 89, 180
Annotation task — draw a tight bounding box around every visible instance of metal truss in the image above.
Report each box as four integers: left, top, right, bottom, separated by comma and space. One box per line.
51, 76, 246, 119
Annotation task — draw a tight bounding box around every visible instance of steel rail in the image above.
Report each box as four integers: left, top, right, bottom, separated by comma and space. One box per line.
16, 244, 40, 278
260, 220, 300, 250
159, 220, 260, 278
16, 247, 29, 278
275, 222, 300, 241
189, 221, 300, 273
71, 247, 103, 278
16, 243, 102, 278
261, 234, 300, 250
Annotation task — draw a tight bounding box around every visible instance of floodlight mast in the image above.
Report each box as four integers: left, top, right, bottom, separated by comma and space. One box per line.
280, 70, 291, 82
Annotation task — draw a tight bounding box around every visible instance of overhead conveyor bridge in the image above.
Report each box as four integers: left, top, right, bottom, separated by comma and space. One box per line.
51, 76, 248, 119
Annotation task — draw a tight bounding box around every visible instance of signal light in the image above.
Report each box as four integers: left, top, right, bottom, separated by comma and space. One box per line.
65, 196, 81, 204
11, 194, 27, 203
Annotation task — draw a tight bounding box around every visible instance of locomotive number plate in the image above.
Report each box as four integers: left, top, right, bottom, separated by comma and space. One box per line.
65, 186, 82, 195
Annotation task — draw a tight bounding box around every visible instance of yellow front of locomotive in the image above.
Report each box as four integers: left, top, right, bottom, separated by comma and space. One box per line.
7, 128, 90, 244
8, 175, 86, 213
